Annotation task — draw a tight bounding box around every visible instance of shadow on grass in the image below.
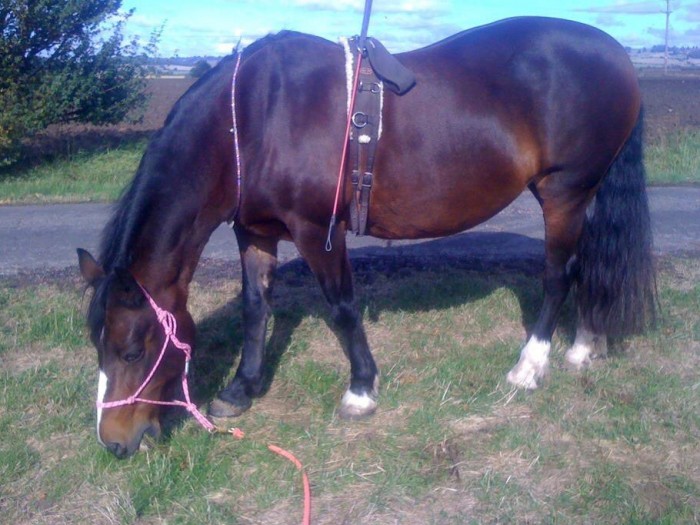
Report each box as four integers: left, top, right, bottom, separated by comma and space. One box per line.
161, 232, 580, 437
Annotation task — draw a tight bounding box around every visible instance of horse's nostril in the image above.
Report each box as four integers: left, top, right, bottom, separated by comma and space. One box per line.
106, 441, 129, 459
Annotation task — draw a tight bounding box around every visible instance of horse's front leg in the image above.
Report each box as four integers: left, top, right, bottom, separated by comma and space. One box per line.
295, 222, 379, 419
209, 230, 278, 418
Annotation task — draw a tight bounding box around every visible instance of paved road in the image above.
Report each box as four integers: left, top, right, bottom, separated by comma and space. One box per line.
0, 187, 698, 277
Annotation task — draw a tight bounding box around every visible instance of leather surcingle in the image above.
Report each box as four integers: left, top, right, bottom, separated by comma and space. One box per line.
347, 37, 416, 235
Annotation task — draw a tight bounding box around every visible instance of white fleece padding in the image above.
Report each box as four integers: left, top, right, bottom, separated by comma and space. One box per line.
339, 37, 384, 140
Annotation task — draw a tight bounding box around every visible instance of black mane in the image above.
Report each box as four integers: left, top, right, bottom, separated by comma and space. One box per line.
89, 52, 245, 338
97, 57, 244, 273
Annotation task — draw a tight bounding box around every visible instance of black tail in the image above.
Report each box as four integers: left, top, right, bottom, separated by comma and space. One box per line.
575, 108, 657, 337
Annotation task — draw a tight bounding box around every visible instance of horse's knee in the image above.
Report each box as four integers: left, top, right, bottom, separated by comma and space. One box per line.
543, 264, 572, 299
331, 301, 360, 330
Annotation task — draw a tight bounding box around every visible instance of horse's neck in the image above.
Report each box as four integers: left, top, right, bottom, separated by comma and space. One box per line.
125, 191, 215, 309
113, 61, 236, 303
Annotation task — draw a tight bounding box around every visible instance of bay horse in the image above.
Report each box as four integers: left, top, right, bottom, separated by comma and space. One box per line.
78, 16, 656, 458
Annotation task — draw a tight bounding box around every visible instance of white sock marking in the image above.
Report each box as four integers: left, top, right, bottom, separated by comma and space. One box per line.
507, 336, 551, 389
566, 325, 595, 368
341, 390, 376, 411
96, 370, 108, 446
566, 324, 606, 369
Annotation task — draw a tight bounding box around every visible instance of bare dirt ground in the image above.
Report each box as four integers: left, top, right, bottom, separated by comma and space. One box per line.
19, 78, 196, 164
128, 75, 700, 144
639, 75, 700, 141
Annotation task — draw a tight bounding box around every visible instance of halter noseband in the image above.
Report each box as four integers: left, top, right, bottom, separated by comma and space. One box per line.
96, 283, 215, 432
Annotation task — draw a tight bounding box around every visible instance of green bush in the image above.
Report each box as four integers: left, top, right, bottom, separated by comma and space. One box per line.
189, 59, 212, 78
0, 1, 160, 165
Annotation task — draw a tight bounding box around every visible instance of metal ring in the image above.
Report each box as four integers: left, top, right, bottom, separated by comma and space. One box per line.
352, 111, 368, 128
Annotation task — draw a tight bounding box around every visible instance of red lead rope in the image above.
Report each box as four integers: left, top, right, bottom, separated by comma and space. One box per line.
269, 444, 312, 524
228, 430, 312, 525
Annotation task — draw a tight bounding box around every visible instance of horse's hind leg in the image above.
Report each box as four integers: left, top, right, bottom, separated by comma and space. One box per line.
293, 223, 379, 419
564, 322, 607, 370
209, 229, 278, 418
507, 184, 590, 389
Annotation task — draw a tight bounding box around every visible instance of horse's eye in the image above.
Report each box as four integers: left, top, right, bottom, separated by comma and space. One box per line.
122, 347, 145, 363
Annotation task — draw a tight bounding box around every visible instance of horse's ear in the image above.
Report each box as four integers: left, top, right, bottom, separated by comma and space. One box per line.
77, 248, 104, 287
112, 267, 146, 309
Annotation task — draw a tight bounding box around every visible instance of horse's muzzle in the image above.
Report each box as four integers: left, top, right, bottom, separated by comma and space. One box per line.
101, 421, 160, 459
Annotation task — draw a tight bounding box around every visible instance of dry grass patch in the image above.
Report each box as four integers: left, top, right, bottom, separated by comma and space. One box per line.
1, 342, 92, 376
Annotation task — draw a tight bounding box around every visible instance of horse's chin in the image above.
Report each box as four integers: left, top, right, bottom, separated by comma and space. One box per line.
138, 422, 162, 451
105, 420, 161, 459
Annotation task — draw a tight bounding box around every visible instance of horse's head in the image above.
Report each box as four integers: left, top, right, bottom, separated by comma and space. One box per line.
77, 249, 193, 458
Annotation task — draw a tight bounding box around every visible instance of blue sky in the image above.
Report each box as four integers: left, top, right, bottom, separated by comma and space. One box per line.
120, 0, 700, 57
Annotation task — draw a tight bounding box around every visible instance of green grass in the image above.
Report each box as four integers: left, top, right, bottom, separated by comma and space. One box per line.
0, 141, 145, 204
0, 128, 698, 205
647, 129, 700, 185
0, 260, 698, 523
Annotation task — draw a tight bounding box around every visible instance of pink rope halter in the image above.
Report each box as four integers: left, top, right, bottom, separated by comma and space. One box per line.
96, 283, 215, 431
97, 282, 312, 524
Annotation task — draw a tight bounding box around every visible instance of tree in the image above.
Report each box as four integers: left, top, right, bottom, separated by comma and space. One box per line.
0, 1, 159, 164
189, 59, 211, 78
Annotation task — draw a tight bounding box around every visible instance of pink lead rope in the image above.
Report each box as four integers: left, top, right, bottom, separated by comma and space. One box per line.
97, 282, 311, 525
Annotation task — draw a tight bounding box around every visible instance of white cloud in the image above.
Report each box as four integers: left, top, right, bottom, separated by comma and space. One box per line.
375, 0, 449, 14
576, 1, 667, 15
595, 13, 626, 26
647, 22, 700, 46
292, 0, 362, 11
291, 0, 449, 15
680, 3, 700, 23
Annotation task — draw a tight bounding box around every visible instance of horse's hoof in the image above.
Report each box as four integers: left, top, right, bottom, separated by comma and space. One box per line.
208, 396, 252, 418
506, 363, 544, 390
564, 350, 591, 371
338, 389, 378, 420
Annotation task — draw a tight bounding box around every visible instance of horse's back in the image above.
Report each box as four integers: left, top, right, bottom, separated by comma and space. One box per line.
367, 17, 640, 238
235, 18, 641, 241
392, 16, 639, 162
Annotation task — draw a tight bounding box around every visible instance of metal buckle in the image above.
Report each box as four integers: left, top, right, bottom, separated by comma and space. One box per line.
352, 111, 368, 128
359, 81, 381, 94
